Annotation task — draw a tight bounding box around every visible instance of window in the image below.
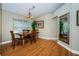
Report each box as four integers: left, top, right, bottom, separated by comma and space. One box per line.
13, 19, 29, 33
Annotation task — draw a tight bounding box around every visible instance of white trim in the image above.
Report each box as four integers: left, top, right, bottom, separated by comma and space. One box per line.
0, 41, 11, 45
39, 36, 58, 40
57, 42, 79, 55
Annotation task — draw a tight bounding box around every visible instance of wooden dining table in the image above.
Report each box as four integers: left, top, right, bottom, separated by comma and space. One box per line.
14, 29, 39, 45
15, 32, 32, 46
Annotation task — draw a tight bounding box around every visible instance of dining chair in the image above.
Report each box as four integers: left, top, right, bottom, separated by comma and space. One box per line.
36, 29, 39, 40
22, 30, 30, 43
10, 31, 22, 49
22, 29, 36, 44
30, 29, 37, 44
23, 29, 34, 45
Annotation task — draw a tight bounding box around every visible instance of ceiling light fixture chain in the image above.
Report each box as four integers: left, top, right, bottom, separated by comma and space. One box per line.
27, 6, 35, 19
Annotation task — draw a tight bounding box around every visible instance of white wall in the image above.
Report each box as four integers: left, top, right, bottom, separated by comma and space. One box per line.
71, 4, 79, 51
53, 3, 79, 51
35, 4, 73, 49
53, 4, 72, 48
36, 3, 79, 52
2, 10, 26, 42
35, 13, 58, 40
0, 4, 2, 43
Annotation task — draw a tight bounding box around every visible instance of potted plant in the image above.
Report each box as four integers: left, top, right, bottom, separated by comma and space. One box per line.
31, 20, 37, 30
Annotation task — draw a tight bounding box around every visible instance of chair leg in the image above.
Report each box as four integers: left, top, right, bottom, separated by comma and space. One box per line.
21, 39, 25, 46
13, 43, 15, 49
30, 39, 33, 45
20, 40, 23, 46
34, 38, 36, 43
33, 37, 36, 43
12, 42, 15, 49
25, 38, 28, 43
31, 39, 32, 45
17, 41, 20, 45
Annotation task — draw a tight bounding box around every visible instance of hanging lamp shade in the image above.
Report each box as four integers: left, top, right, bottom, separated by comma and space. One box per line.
26, 11, 32, 19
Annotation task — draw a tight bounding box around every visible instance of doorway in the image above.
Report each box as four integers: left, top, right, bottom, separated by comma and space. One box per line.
52, 16, 59, 41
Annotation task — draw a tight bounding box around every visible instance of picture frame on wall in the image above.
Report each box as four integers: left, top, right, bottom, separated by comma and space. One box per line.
59, 13, 70, 44
77, 11, 79, 26
36, 20, 44, 29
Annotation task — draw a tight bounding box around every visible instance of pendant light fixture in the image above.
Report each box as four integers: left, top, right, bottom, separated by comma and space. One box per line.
26, 6, 35, 19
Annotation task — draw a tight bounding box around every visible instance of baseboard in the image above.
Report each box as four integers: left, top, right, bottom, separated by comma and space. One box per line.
0, 41, 11, 45
39, 36, 58, 40
57, 42, 79, 55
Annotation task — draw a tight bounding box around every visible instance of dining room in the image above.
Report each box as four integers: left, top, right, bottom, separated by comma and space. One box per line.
2, 3, 62, 45
1, 3, 79, 56
1, 3, 67, 56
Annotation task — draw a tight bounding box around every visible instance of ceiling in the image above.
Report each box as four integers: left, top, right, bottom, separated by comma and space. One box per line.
2, 3, 64, 18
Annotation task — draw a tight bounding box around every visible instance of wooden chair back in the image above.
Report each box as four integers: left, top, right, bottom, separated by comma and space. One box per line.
23, 30, 30, 36
31, 29, 37, 37
10, 31, 15, 41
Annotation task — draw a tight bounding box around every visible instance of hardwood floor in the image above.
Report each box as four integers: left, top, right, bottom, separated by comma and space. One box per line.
1, 38, 72, 56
